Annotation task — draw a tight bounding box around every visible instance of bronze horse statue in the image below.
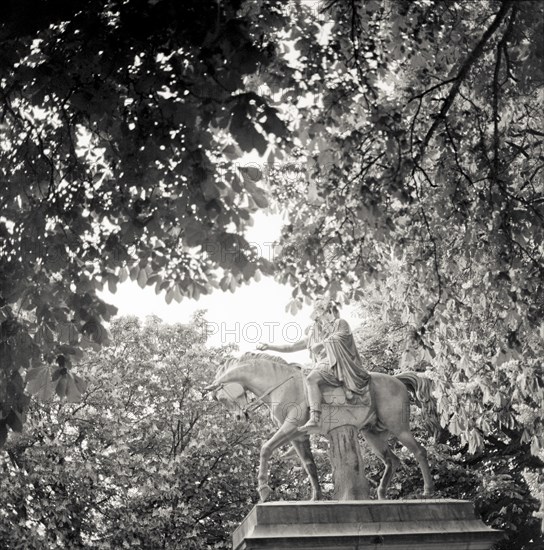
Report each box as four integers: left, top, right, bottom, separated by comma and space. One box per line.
206, 352, 439, 502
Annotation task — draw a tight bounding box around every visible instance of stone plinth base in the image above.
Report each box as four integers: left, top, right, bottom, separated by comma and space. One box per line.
232, 500, 503, 550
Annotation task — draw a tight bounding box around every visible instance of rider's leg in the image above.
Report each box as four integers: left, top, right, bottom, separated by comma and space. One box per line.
306, 370, 323, 412
301, 370, 323, 430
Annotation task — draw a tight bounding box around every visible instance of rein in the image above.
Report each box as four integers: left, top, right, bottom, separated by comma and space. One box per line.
243, 374, 296, 415
215, 373, 296, 418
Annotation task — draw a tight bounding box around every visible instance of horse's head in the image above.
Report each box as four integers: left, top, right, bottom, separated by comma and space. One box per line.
204, 353, 291, 420
216, 382, 249, 421
204, 375, 249, 421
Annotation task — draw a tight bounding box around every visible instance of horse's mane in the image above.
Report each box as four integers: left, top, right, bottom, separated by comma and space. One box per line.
241, 351, 289, 364
216, 352, 301, 378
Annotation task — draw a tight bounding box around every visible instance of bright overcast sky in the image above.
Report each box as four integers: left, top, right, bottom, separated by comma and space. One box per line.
99, 212, 310, 363
98, 211, 359, 365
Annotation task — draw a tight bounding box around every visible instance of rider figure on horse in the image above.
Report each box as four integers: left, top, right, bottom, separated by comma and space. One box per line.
302, 298, 371, 430
258, 297, 371, 431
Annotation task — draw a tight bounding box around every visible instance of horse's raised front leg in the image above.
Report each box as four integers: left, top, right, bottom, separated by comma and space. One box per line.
290, 435, 322, 501
258, 420, 299, 502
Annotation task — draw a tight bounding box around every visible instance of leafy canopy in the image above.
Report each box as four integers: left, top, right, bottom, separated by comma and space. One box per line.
1, 1, 543, 534
263, 0, 543, 508
0, 0, 292, 444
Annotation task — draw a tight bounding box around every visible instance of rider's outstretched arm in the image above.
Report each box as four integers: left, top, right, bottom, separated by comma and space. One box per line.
257, 338, 307, 353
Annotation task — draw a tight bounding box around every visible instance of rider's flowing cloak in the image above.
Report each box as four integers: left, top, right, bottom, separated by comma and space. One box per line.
322, 318, 371, 394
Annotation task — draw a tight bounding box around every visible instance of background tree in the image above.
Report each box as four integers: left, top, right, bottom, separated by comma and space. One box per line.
353, 289, 543, 549
0, 314, 313, 549
2, 311, 541, 549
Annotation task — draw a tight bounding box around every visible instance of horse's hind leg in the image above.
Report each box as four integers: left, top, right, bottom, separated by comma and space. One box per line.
290, 436, 322, 501
395, 430, 434, 496
361, 428, 400, 500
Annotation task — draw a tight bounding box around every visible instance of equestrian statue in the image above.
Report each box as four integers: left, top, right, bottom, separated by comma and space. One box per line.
205, 298, 440, 503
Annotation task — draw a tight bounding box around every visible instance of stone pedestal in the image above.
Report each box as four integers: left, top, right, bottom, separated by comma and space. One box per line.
327, 426, 369, 500
232, 500, 503, 550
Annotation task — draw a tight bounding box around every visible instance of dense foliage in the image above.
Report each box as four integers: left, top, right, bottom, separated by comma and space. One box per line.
1, 0, 542, 546
0, 316, 272, 549
0, 0, 291, 444
264, 0, 544, 534
354, 300, 543, 549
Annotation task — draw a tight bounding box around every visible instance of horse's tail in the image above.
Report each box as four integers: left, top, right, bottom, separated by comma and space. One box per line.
395, 372, 441, 438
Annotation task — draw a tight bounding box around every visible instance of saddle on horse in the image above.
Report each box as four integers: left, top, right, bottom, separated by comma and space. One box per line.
302, 374, 376, 435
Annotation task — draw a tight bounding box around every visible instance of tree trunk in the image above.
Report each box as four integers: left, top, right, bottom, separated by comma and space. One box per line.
327, 425, 369, 500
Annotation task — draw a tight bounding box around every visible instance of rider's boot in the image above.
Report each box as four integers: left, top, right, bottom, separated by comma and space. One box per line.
300, 409, 322, 431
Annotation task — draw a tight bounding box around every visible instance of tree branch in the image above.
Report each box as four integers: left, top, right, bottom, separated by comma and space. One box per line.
492, 7, 518, 184
418, 1, 514, 160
